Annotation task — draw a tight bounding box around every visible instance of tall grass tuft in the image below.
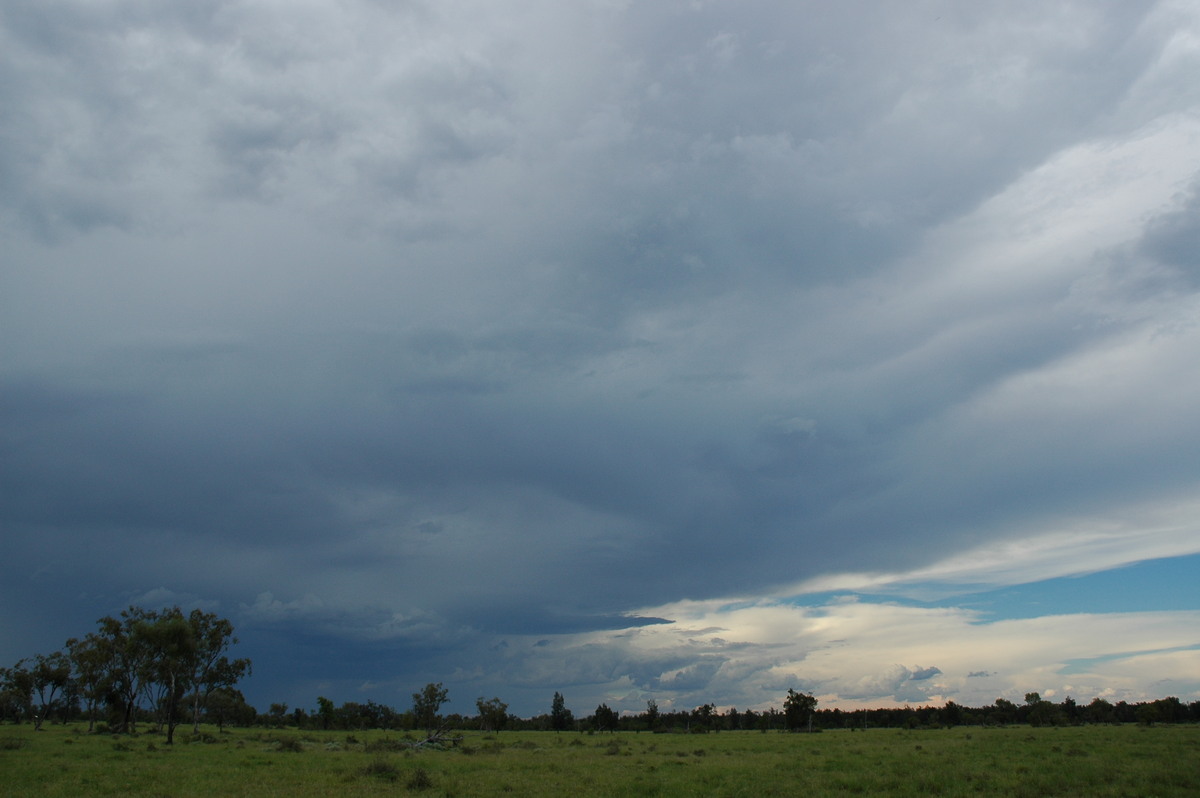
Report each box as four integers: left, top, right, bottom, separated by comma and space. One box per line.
362, 758, 399, 781
274, 736, 304, 753
406, 766, 434, 790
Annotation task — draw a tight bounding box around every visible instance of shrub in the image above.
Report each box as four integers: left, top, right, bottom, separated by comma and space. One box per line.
0, 738, 28, 751
407, 767, 433, 791
274, 737, 304, 753
186, 732, 219, 744
362, 759, 399, 782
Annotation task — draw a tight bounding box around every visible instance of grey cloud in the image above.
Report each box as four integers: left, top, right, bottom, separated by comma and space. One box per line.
839, 664, 942, 702
1139, 183, 1200, 284
652, 659, 726, 692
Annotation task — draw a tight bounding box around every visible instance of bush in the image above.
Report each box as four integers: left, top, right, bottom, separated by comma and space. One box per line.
185, 732, 219, 744
0, 738, 28, 751
362, 759, 399, 782
407, 767, 434, 791
274, 737, 304, 753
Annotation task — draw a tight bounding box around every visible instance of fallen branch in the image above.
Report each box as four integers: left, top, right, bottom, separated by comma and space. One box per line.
410, 722, 463, 750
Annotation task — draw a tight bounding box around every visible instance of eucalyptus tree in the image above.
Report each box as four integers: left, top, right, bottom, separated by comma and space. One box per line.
28, 652, 71, 730
475, 696, 509, 733
141, 609, 198, 743
66, 634, 110, 731
183, 609, 251, 733
89, 605, 251, 737
97, 607, 159, 733
412, 682, 449, 732
0, 662, 33, 723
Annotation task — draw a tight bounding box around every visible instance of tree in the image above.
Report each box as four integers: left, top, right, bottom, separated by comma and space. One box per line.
206, 687, 255, 731
1085, 697, 1115, 725
267, 703, 289, 728
89, 605, 250, 737
643, 699, 660, 731
183, 609, 251, 733
29, 652, 71, 730
317, 696, 336, 730
476, 696, 509, 733
0, 662, 33, 724
691, 703, 716, 732
1151, 696, 1188, 723
1136, 703, 1161, 726
550, 691, 573, 732
97, 607, 159, 733
592, 703, 618, 733
1024, 692, 1058, 727
412, 682, 449, 732
992, 697, 1018, 726
140, 610, 197, 744
1060, 695, 1080, 725
941, 700, 965, 727
67, 634, 111, 732
784, 689, 818, 732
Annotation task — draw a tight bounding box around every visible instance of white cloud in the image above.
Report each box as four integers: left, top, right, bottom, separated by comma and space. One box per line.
502, 596, 1200, 713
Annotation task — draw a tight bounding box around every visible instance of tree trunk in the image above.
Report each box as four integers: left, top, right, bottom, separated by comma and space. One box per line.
192, 689, 203, 733
122, 690, 136, 734
165, 674, 178, 744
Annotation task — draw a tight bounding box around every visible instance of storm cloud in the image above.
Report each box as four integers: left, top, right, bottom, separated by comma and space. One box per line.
3, 0, 1199, 715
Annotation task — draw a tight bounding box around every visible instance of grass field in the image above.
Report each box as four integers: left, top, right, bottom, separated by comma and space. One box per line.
1, 723, 1197, 797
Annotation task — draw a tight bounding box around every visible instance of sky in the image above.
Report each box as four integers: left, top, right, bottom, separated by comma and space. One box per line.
2, 0, 1199, 719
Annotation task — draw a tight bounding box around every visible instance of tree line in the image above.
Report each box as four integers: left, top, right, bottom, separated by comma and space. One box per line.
0, 606, 250, 743
258, 688, 1199, 735
5, 606, 1198, 737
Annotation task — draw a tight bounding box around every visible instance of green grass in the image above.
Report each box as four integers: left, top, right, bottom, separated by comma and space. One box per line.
1, 724, 1197, 797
